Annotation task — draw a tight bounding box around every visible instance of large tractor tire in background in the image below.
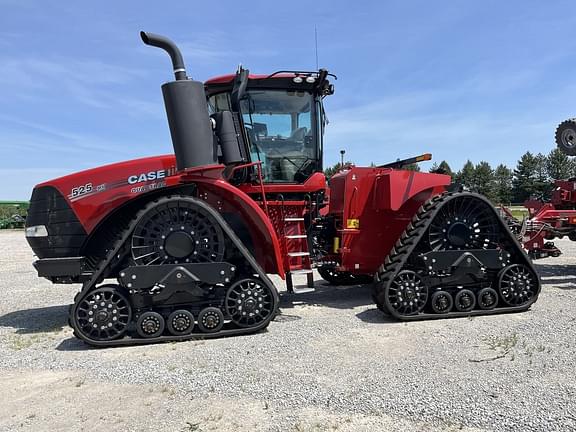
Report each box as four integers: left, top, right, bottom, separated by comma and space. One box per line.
555, 119, 576, 156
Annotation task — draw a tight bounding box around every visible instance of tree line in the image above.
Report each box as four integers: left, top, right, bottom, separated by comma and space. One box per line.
324, 148, 576, 204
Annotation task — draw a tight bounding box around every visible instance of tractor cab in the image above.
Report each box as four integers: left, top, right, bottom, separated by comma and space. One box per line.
205, 70, 334, 184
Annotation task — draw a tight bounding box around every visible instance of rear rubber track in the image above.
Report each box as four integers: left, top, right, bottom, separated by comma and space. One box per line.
372, 192, 541, 320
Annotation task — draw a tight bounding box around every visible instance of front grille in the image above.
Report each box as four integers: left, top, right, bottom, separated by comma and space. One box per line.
26, 186, 87, 258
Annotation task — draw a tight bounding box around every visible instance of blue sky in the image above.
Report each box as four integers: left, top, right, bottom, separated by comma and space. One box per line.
1, 0, 574, 199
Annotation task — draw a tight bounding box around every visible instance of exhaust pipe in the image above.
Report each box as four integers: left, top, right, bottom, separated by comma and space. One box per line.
141, 31, 216, 171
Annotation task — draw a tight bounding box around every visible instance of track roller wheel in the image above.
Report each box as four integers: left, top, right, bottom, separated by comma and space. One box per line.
197, 307, 224, 333
167, 310, 195, 336
72, 285, 132, 341
430, 291, 453, 314
454, 289, 476, 312
477, 287, 498, 310
555, 119, 576, 156
386, 270, 428, 316
136, 311, 165, 338
225, 278, 275, 328
498, 264, 537, 307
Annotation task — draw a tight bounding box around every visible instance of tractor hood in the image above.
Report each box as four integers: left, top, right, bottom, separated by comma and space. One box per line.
28, 154, 180, 239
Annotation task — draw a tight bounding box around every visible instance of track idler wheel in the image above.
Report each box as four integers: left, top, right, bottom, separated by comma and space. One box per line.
136, 311, 165, 338
454, 289, 476, 312
386, 270, 428, 316
225, 278, 275, 328
498, 264, 538, 307
167, 310, 195, 336
477, 287, 498, 310
430, 291, 453, 314
197, 307, 224, 333
72, 285, 132, 341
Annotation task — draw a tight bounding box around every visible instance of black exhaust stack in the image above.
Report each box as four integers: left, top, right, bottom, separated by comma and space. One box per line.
141, 31, 216, 171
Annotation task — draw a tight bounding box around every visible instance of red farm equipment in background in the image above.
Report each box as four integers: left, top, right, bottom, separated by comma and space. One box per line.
24, 32, 540, 347
502, 119, 576, 260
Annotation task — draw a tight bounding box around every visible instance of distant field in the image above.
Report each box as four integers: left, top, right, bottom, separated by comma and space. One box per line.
509, 205, 529, 220
0, 202, 28, 229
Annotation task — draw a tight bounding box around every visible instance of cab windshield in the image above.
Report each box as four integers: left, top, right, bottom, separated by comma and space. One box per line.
241, 90, 318, 183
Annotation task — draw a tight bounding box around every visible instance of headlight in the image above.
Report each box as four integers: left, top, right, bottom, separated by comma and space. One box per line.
25, 225, 48, 237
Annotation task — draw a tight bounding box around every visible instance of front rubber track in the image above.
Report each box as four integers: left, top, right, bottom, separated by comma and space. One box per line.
69, 195, 280, 347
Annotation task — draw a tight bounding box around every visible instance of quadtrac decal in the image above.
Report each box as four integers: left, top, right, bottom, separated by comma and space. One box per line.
67, 166, 177, 202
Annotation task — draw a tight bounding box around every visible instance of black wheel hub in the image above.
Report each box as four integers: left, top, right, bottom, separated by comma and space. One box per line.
447, 222, 471, 247
561, 127, 576, 149
226, 279, 275, 327
74, 285, 132, 341
164, 231, 195, 259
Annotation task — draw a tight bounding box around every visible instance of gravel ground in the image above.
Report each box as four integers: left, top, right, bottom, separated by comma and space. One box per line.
1, 229, 575, 432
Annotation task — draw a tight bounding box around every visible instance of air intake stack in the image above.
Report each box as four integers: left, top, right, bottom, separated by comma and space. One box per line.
141, 31, 216, 171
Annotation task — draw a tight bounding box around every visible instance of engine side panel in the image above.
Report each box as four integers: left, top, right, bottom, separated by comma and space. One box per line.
328, 167, 450, 274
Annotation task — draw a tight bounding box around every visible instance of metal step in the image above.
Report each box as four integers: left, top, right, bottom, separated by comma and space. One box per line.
289, 269, 313, 275
284, 218, 305, 222
285, 234, 307, 239
292, 286, 315, 294
288, 252, 310, 257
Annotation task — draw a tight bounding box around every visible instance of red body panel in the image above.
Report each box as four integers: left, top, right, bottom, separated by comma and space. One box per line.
327, 167, 451, 274
36, 156, 286, 276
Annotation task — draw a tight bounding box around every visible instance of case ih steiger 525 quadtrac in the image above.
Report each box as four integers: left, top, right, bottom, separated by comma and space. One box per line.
25, 32, 540, 347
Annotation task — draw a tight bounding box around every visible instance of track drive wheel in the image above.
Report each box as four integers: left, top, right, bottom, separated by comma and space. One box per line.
555, 119, 576, 156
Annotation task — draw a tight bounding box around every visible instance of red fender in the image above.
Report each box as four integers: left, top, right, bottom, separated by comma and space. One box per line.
183, 169, 285, 278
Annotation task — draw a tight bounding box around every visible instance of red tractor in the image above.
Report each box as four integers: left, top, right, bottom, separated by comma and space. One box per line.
25, 32, 540, 346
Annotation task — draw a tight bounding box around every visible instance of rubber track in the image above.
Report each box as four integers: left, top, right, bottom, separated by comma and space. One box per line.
69, 195, 280, 347
372, 192, 541, 320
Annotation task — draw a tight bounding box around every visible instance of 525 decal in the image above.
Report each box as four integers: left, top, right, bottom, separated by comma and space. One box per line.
69, 183, 93, 199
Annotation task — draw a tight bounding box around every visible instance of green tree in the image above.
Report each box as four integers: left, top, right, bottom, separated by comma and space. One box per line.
324, 161, 354, 178
512, 152, 538, 202
404, 163, 421, 172
532, 153, 552, 198
471, 161, 496, 201
429, 160, 453, 179
455, 160, 475, 189
493, 164, 513, 204
547, 148, 575, 180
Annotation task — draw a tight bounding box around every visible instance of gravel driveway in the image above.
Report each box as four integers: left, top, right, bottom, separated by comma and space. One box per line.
0, 229, 575, 432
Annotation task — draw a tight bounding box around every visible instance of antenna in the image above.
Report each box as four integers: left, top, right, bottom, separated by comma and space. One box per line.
314, 26, 319, 70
